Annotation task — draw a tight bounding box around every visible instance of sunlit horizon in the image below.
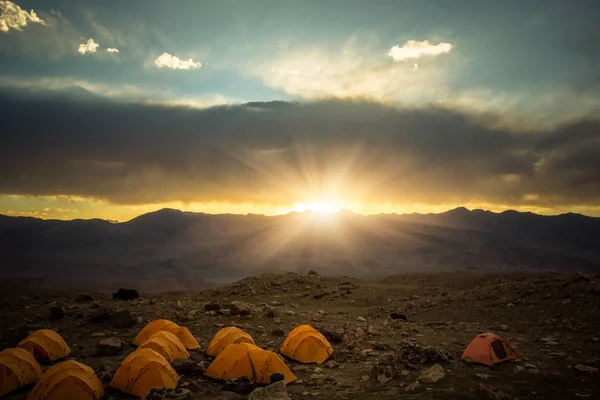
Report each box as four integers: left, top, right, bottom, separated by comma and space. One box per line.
2, 194, 600, 222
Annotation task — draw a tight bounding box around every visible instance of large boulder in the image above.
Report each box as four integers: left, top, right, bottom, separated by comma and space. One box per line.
108, 310, 135, 329
320, 328, 343, 344
97, 337, 123, 356
248, 381, 291, 400
88, 307, 112, 323
417, 364, 446, 384
204, 301, 222, 311
50, 305, 65, 320
230, 301, 253, 316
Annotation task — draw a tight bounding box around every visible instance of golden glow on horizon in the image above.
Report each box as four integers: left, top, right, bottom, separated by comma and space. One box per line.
1, 194, 600, 221
290, 200, 344, 214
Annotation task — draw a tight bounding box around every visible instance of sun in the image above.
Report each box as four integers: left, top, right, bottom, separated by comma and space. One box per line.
290, 201, 342, 214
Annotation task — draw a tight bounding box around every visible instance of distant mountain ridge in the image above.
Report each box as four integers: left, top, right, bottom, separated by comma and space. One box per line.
1, 207, 599, 291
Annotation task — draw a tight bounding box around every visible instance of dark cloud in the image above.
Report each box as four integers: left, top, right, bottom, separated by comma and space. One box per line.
1, 87, 599, 207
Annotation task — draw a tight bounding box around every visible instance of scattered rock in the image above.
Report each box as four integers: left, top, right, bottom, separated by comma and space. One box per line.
574, 364, 598, 373
313, 292, 329, 300
478, 383, 512, 399
207, 392, 246, 400
108, 310, 135, 329
491, 297, 508, 307
0, 326, 38, 348
265, 307, 279, 318
97, 337, 123, 356
204, 301, 222, 311
417, 363, 446, 383
248, 381, 291, 400
390, 312, 407, 321
146, 387, 193, 400
50, 306, 65, 320
75, 293, 94, 302
325, 360, 339, 369
405, 381, 422, 392
476, 373, 493, 380
320, 328, 343, 344
88, 308, 112, 323
230, 301, 253, 316
172, 359, 203, 375
221, 377, 255, 396
356, 316, 366, 322
308, 270, 319, 276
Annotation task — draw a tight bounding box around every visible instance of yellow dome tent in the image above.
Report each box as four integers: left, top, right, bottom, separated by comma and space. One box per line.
0, 348, 43, 397
139, 331, 190, 362
280, 324, 334, 363
133, 319, 180, 345
174, 326, 200, 350
205, 343, 296, 384
207, 327, 255, 357
110, 348, 179, 398
27, 360, 103, 400
133, 320, 200, 350
17, 330, 71, 362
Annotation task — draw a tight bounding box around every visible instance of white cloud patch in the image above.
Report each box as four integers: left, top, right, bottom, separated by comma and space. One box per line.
106, 47, 119, 53
387, 40, 453, 61
154, 52, 201, 70
78, 38, 99, 54
0, 0, 45, 32
252, 37, 450, 104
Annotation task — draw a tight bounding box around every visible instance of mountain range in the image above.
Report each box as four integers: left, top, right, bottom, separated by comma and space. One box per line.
1, 207, 599, 291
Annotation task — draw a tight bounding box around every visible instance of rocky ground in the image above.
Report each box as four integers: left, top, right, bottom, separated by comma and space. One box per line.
1, 271, 599, 399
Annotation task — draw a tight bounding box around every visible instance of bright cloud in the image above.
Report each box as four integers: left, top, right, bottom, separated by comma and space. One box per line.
78, 38, 99, 54
0, 0, 45, 32
106, 47, 119, 53
253, 37, 450, 104
387, 40, 453, 61
154, 52, 201, 70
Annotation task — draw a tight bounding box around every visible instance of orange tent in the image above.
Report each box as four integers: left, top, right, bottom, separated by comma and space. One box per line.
133, 320, 200, 350
17, 330, 71, 362
28, 360, 103, 400
133, 319, 180, 345
110, 348, 179, 398
207, 327, 255, 357
175, 326, 200, 350
461, 333, 518, 366
205, 343, 296, 384
0, 348, 43, 397
280, 325, 333, 363
140, 331, 190, 362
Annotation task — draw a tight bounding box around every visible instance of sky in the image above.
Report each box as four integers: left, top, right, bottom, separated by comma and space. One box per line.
1, 0, 600, 221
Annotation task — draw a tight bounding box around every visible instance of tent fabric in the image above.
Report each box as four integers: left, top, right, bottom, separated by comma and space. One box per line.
205, 343, 296, 385
17, 330, 71, 362
133, 320, 180, 345
207, 327, 255, 357
133, 320, 200, 350
110, 348, 179, 398
175, 327, 200, 350
461, 333, 518, 366
280, 325, 334, 363
27, 360, 104, 400
139, 331, 190, 362
0, 348, 43, 397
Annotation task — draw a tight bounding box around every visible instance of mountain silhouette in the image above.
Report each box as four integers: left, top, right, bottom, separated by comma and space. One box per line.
0, 208, 598, 291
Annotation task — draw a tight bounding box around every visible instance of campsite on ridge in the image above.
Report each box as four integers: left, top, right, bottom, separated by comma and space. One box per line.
0, 270, 599, 399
